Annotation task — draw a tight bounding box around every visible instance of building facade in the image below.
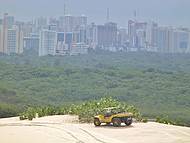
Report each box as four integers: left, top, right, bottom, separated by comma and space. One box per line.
6, 26, 23, 54
0, 13, 23, 54
39, 30, 57, 56
23, 33, 39, 52
58, 15, 87, 32
96, 22, 117, 49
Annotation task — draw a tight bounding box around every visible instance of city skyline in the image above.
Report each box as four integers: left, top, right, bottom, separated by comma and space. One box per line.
1, 12, 190, 56
0, 0, 190, 27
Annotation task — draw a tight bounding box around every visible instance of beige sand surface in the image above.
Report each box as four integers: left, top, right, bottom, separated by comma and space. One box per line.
0, 115, 190, 143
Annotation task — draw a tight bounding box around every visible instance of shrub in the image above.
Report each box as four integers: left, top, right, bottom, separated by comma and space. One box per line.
67, 97, 141, 123
19, 97, 141, 123
141, 118, 148, 123
0, 104, 20, 118
156, 116, 176, 125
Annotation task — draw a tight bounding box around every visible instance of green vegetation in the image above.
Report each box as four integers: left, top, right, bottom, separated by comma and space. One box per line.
156, 116, 177, 125
0, 51, 190, 126
0, 103, 21, 118
19, 97, 141, 122
20, 106, 61, 121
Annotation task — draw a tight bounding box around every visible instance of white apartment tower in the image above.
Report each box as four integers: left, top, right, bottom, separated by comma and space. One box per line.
39, 29, 57, 56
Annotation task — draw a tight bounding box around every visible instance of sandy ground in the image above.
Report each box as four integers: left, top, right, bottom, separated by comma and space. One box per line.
0, 115, 190, 143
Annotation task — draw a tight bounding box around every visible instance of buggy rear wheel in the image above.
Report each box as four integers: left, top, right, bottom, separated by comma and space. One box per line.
94, 118, 101, 126
112, 118, 121, 127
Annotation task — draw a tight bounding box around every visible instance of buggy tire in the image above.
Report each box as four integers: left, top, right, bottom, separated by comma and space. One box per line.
125, 120, 132, 126
94, 118, 101, 126
112, 118, 121, 127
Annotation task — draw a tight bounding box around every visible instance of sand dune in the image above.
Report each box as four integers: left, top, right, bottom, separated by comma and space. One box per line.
0, 115, 190, 143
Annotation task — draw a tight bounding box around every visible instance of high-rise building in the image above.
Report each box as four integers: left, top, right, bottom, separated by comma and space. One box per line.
23, 33, 39, 52
173, 28, 190, 53
145, 22, 158, 52
56, 32, 69, 55
63, 15, 74, 32
117, 28, 128, 47
34, 17, 48, 32
1, 13, 9, 53
86, 23, 98, 49
58, 15, 87, 32
48, 24, 57, 31
7, 26, 23, 54
58, 16, 65, 31
0, 19, 2, 25
136, 29, 146, 50
3, 13, 14, 29
128, 20, 147, 50
78, 25, 87, 44
70, 43, 88, 55
155, 27, 190, 53
22, 22, 35, 37
96, 22, 117, 49
128, 20, 136, 47
56, 31, 88, 55
39, 29, 57, 56
75, 15, 87, 28
156, 27, 173, 53
49, 17, 58, 25
0, 25, 3, 53
0, 13, 23, 54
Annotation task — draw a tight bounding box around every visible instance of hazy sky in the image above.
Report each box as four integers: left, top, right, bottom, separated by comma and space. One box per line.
0, 0, 189, 27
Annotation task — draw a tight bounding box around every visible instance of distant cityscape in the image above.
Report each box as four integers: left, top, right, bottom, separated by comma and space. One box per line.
0, 12, 190, 56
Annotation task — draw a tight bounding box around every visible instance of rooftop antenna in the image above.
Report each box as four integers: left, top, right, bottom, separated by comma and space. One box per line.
134, 10, 137, 21
63, 1, 67, 45
106, 8, 110, 22
64, 3, 66, 16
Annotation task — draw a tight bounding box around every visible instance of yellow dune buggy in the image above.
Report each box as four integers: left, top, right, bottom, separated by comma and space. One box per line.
94, 107, 133, 127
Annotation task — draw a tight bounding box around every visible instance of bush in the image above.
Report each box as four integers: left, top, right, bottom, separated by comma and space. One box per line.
19, 106, 61, 121
141, 118, 148, 123
19, 115, 27, 120
19, 97, 141, 123
0, 104, 20, 118
156, 116, 176, 125
64, 97, 141, 123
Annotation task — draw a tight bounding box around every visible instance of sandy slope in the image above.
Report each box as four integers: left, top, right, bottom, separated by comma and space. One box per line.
0, 115, 190, 143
